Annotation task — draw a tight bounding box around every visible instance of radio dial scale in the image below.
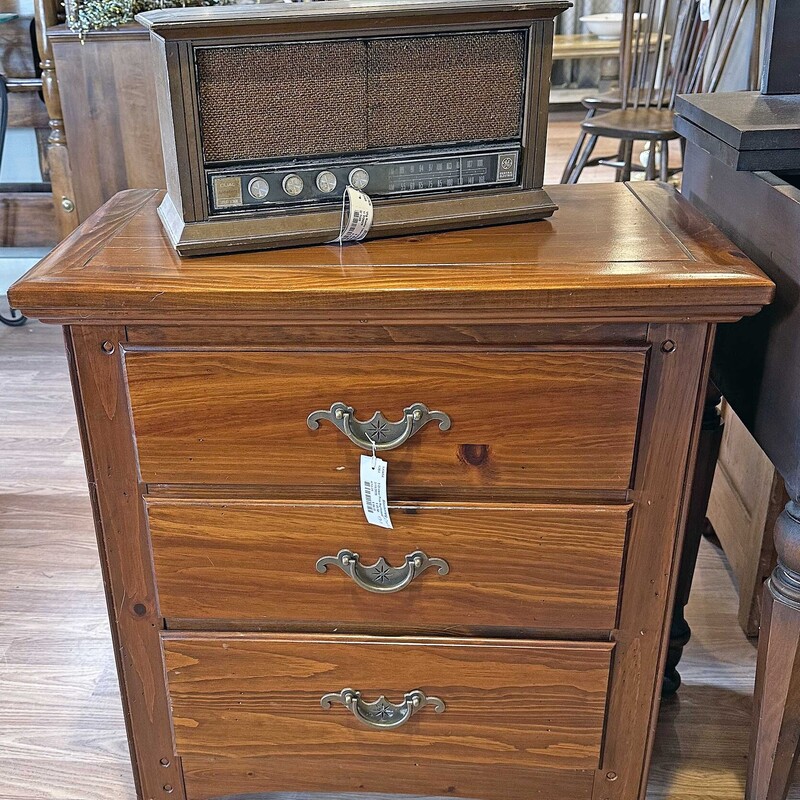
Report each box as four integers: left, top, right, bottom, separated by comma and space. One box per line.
210, 147, 520, 213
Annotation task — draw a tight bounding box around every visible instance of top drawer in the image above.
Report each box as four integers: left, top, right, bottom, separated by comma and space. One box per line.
124, 348, 646, 491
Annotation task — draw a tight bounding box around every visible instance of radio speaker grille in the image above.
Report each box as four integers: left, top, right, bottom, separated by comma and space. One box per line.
196, 30, 527, 164
196, 41, 368, 165
367, 32, 525, 150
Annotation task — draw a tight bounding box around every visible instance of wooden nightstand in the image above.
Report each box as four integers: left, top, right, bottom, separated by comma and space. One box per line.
9, 182, 773, 800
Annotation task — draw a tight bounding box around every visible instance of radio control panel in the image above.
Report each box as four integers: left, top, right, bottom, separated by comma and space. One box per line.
208, 146, 521, 214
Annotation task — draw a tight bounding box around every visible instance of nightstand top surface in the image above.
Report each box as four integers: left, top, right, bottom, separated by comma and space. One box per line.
11, 182, 773, 324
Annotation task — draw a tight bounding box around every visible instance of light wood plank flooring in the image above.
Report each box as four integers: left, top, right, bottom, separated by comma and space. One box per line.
0, 113, 795, 800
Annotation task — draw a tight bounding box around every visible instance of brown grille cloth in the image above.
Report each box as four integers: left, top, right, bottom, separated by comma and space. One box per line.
196, 41, 368, 164
366, 31, 525, 150
196, 31, 526, 164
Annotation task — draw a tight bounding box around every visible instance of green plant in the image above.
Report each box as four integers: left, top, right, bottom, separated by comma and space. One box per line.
66, 0, 229, 38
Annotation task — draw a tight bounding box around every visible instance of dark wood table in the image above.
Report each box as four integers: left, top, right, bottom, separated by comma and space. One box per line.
677, 88, 800, 800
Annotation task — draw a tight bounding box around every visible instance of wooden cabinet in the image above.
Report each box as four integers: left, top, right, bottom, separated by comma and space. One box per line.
48, 24, 165, 226
8, 182, 774, 800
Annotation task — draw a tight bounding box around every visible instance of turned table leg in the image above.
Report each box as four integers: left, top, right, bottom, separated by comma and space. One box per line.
748, 499, 800, 800
663, 381, 724, 696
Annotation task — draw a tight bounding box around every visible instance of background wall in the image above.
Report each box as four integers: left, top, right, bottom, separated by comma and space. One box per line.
554, 0, 623, 87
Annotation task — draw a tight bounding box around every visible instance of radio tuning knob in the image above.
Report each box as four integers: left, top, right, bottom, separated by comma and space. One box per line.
348, 168, 370, 190
315, 170, 337, 194
247, 177, 270, 200
282, 173, 305, 197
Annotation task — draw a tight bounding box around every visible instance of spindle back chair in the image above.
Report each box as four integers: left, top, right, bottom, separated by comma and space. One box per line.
561, 0, 761, 184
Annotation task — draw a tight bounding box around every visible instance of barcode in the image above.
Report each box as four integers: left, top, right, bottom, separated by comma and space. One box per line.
360, 454, 392, 529
364, 482, 376, 514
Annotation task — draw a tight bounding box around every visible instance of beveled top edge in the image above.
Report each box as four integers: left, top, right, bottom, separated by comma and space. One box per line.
8, 183, 775, 325
137, 0, 571, 32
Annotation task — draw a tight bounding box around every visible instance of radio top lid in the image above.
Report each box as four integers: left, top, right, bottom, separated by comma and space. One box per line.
137, 0, 572, 36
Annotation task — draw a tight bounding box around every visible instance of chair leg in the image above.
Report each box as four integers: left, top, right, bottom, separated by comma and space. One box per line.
614, 140, 626, 182
660, 141, 670, 182
561, 130, 591, 185
645, 142, 658, 180
621, 141, 634, 182
561, 108, 596, 184
567, 134, 599, 185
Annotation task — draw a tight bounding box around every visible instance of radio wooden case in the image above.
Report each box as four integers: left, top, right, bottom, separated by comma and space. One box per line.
138, 0, 569, 255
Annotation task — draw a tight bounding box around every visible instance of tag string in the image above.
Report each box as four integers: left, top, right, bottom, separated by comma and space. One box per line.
366, 433, 377, 470
335, 185, 349, 249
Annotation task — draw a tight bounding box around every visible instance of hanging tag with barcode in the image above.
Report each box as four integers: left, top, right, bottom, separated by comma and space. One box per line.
699, 0, 711, 21
360, 454, 393, 529
327, 185, 374, 244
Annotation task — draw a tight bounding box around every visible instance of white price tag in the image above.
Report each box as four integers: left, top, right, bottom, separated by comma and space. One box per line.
360, 454, 393, 529
699, 0, 711, 21
328, 185, 373, 244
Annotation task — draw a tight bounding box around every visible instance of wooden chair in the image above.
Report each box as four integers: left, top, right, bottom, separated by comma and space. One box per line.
562, 0, 759, 184
559, 16, 631, 184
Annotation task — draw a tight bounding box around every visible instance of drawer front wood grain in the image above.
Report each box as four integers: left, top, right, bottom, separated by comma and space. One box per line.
179, 757, 596, 800
163, 635, 613, 783
125, 349, 646, 490
149, 500, 630, 632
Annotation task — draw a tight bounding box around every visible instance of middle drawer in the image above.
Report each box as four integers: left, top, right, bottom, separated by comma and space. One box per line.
147, 499, 630, 632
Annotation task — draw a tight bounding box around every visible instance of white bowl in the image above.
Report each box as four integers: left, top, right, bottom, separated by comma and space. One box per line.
579, 12, 648, 40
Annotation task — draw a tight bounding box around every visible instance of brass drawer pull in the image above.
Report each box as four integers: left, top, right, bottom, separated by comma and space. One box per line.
316, 549, 449, 594
320, 688, 445, 730
306, 402, 451, 451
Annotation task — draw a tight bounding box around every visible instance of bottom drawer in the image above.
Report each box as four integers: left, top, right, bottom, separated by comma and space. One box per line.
163, 633, 613, 800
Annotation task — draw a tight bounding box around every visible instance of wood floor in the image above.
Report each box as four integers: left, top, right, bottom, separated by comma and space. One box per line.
0, 114, 796, 800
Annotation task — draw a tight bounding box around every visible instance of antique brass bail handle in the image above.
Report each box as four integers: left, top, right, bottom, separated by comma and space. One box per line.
316, 549, 449, 594
306, 402, 451, 451
320, 688, 446, 730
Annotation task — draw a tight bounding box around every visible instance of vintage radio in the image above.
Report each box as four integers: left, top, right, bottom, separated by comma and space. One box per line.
138, 0, 569, 255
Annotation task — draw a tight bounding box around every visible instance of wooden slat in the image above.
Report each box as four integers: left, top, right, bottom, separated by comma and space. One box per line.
707, 401, 782, 635
126, 321, 650, 347
180, 758, 595, 800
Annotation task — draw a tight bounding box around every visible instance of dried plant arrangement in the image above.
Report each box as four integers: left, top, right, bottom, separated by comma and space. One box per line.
65, 0, 229, 38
